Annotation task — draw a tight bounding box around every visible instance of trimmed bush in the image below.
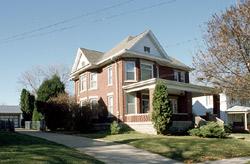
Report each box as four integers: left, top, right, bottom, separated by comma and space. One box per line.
151, 82, 172, 135
188, 122, 226, 138
110, 121, 120, 135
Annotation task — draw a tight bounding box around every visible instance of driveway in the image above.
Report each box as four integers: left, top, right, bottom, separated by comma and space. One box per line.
16, 129, 182, 164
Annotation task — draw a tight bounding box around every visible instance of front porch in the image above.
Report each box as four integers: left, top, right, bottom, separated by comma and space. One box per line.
122, 78, 219, 133
226, 106, 250, 132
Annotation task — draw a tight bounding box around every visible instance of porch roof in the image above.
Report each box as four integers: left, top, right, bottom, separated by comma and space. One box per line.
122, 78, 214, 97
226, 106, 250, 114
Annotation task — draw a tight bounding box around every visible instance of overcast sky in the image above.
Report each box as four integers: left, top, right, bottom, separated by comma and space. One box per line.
0, 0, 235, 105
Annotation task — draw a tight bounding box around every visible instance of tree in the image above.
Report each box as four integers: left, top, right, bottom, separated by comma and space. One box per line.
20, 89, 35, 121
193, 0, 250, 99
18, 63, 70, 97
151, 82, 172, 135
32, 75, 65, 122
37, 75, 65, 102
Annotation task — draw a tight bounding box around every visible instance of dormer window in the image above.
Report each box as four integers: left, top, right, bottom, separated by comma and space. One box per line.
144, 46, 150, 53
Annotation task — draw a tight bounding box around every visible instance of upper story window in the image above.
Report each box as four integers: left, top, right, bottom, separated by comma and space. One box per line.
81, 75, 87, 91
108, 67, 113, 86
174, 71, 179, 81
141, 63, 153, 81
125, 62, 135, 81
90, 73, 97, 89
144, 46, 150, 53
180, 72, 185, 82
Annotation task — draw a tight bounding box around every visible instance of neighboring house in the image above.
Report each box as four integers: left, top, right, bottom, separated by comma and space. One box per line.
193, 93, 250, 131
0, 105, 22, 128
70, 30, 219, 134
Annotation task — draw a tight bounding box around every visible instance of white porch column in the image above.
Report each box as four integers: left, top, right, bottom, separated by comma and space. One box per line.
244, 113, 248, 131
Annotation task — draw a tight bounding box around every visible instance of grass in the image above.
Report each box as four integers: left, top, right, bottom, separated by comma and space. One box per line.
230, 133, 250, 140
74, 129, 250, 164
0, 131, 104, 164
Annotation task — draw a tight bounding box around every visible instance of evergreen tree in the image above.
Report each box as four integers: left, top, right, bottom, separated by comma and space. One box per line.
20, 89, 35, 121
151, 82, 172, 135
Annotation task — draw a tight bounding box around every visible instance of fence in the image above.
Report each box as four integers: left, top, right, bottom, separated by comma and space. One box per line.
0, 120, 14, 131
25, 120, 46, 131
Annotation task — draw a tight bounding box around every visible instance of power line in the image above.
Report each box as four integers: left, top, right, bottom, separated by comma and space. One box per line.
166, 37, 201, 48
0, 0, 135, 42
0, 0, 177, 44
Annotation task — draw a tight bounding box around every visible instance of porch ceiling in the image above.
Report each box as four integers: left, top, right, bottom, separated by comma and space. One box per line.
122, 78, 214, 97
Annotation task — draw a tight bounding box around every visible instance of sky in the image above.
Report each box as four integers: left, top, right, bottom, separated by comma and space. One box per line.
0, 0, 235, 105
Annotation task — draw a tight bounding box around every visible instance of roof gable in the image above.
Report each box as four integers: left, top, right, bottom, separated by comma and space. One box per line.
71, 48, 103, 74
129, 30, 170, 60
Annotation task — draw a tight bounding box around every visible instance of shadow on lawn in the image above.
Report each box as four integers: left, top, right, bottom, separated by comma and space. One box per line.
0, 131, 104, 164
116, 136, 249, 163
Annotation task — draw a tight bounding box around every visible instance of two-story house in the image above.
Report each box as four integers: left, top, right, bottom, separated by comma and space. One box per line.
70, 30, 219, 134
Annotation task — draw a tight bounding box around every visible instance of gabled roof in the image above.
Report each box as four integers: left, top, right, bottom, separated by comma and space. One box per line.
70, 30, 191, 76
0, 106, 22, 114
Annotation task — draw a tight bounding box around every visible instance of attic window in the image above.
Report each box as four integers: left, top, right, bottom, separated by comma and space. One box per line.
82, 61, 85, 67
144, 46, 150, 53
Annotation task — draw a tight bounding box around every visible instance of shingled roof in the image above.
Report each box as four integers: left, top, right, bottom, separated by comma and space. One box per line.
0, 106, 22, 114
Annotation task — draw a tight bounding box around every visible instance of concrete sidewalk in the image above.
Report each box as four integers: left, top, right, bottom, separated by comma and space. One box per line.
16, 129, 182, 164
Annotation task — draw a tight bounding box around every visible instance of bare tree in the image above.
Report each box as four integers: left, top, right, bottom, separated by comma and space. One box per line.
18, 63, 71, 97
193, 0, 250, 99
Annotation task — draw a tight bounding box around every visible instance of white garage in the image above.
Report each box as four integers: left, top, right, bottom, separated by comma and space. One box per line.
0, 106, 22, 128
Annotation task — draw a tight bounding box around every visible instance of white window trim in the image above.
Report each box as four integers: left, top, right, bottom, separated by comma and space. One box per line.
125, 61, 136, 82
89, 96, 98, 99
107, 92, 114, 96
107, 66, 113, 86
80, 97, 87, 107
140, 63, 154, 81
89, 72, 97, 90
108, 96, 114, 118
126, 93, 137, 115
80, 74, 87, 92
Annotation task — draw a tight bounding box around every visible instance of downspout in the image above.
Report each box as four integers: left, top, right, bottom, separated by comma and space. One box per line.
111, 57, 119, 123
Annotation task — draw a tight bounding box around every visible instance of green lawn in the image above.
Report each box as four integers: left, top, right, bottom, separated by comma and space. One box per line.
230, 133, 250, 140
75, 130, 250, 164
0, 131, 104, 164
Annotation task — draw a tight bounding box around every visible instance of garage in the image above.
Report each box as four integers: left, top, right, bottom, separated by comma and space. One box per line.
0, 106, 22, 128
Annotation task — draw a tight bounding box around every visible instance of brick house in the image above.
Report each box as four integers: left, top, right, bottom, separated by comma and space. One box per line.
70, 30, 219, 134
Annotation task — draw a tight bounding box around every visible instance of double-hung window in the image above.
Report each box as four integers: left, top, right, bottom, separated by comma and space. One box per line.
174, 71, 179, 81
126, 93, 136, 114
108, 96, 114, 117
108, 67, 112, 85
180, 72, 185, 82
90, 73, 97, 89
170, 99, 178, 114
141, 63, 153, 81
125, 62, 135, 81
81, 75, 86, 91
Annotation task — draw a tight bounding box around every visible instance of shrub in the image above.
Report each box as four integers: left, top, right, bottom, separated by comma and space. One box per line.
188, 122, 226, 138
110, 121, 120, 135
151, 82, 172, 135
224, 124, 232, 133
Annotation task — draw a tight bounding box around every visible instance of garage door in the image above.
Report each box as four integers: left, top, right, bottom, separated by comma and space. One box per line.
0, 115, 19, 128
